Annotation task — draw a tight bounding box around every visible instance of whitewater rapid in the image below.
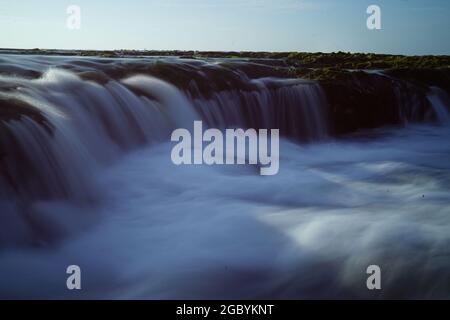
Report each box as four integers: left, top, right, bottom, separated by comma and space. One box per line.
0, 55, 449, 299
0, 124, 449, 299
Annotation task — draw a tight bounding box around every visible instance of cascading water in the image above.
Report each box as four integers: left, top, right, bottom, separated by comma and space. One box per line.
0, 58, 330, 203
428, 86, 450, 123
0, 55, 449, 299
0, 70, 199, 200
187, 78, 328, 141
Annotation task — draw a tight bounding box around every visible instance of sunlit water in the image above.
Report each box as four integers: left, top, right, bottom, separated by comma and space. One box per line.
1, 124, 449, 299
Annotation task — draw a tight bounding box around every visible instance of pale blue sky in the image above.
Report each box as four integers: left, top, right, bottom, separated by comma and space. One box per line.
0, 0, 449, 54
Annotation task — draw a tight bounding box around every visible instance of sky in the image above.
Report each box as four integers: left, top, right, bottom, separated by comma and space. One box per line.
0, 0, 449, 55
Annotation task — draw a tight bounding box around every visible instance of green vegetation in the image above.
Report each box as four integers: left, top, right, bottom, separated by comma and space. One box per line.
285, 51, 450, 70
2, 48, 448, 70
1, 48, 449, 84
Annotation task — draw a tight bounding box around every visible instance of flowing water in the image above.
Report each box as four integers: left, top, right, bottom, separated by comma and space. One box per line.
0, 55, 449, 299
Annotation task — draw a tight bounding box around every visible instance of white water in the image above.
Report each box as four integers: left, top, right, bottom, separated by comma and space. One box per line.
428, 86, 450, 124
0, 57, 449, 299
0, 67, 328, 202
1, 124, 450, 299
0, 69, 201, 201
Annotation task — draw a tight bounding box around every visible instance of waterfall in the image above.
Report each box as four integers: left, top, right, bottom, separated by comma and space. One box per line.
428, 86, 450, 124
1, 56, 450, 299
0, 64, 330, 203
0, 69, 200, 201
187, 78, 328, 141
1, 55, 448, 246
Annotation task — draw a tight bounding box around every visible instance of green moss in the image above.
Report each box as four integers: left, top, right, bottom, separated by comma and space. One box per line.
3, 49, 449, 70
286, 52, 450, 70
